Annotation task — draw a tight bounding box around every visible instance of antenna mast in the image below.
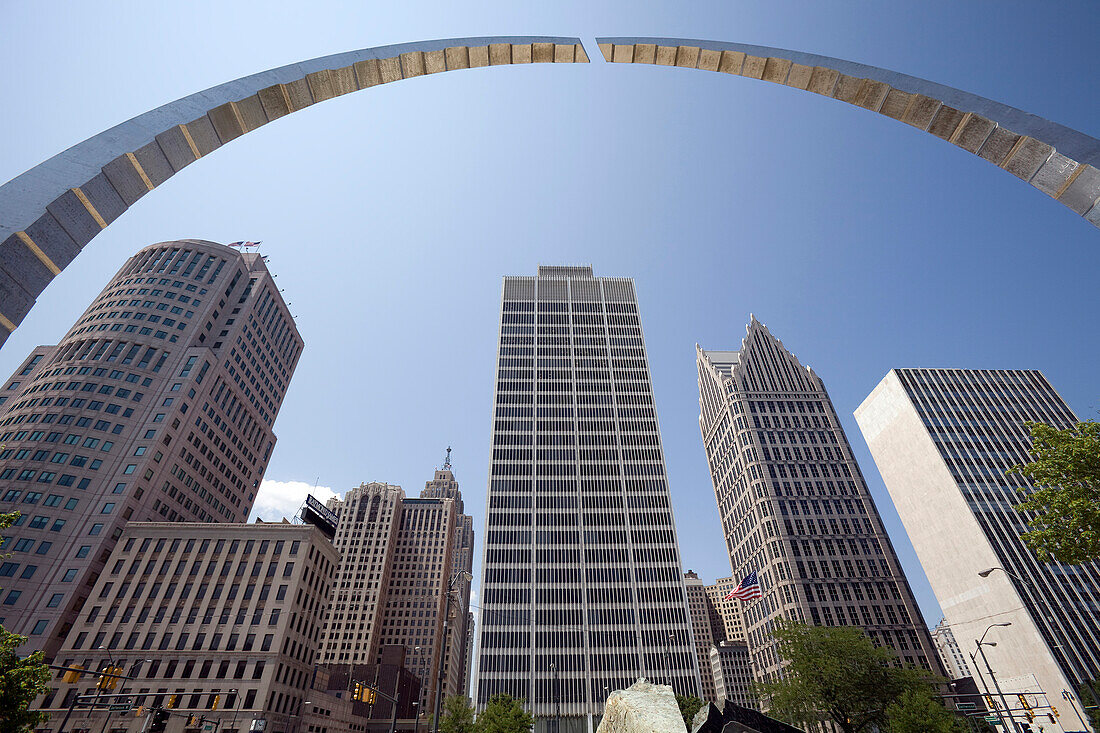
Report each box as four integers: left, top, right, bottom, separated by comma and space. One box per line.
443, 446, 452, 471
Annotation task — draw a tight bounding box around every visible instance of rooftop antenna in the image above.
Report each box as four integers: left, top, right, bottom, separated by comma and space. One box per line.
443, 446, 452, 471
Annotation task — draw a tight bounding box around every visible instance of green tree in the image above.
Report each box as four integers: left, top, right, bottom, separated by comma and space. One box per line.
1007, 421, 1100, 564
756, 620, 931, 733
885, 687, 967, 733
1079, 682, 1099, 730
475, 694, 534, 733
439, 695, 475, 733
0, 510, 51, 733
675, 694, 705, 731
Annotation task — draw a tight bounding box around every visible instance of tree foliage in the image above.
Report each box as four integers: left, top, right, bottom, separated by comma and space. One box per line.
885, 687, 967, 733
1079, 682, 1099, 730
1008, 421, 1100, 564
439, 695, 475, 733
756, 621, 933, 733
475, 694, 534, 733
675, 694, 704, 731
1, 510, 51, 733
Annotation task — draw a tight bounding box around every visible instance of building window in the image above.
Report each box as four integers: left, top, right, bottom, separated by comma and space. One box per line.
46, 593, 63, 608
30, 620, 48, 635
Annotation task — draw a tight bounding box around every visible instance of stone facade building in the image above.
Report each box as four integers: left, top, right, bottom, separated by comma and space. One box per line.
856, 368, 1100, 728
419, 461, 475, 698
476, 267, 700, 732
709, 642, 755, 709
695, 318, 942, 684
34, 522, 337, 733
320, 472, 471, 716
683, 571, 755, 706
0, 239, 300, 659
703, 576, 746, 645
683, 571, 719, 703
931, 620, 972, 681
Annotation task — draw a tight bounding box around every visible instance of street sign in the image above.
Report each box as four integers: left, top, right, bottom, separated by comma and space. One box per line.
204, 724, 214, 731
109, 703, 133, 712
983, 716, 1001, 725
957, 702, 977, 710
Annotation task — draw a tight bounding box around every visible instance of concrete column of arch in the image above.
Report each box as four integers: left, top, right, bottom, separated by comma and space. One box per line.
0, 36, 587, 348
597, 37, 1100, 229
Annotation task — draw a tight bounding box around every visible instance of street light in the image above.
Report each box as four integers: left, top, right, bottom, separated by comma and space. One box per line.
291, 700, 312, 733
432, 571, 473, 733
974, 623, 1019, 733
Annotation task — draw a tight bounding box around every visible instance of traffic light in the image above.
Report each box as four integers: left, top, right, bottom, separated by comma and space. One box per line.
366, 688, 376, 704
352, 681, 362, 701
1018, 694, 1034, 722
150, 709, 170, 733
211, 695, 221, 711
167, 695, 178, 709
99, 665, 123, 691
135, 706, 146, 718
62, 665, 84, 683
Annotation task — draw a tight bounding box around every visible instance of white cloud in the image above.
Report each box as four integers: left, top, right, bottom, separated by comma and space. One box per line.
249, 479, 339, 523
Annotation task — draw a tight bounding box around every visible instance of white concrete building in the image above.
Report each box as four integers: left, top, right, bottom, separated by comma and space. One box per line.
856, 368, 1100, 731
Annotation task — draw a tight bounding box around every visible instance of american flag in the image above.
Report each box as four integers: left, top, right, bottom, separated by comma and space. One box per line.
228, 241, 262, 248
724, 570, 762, 602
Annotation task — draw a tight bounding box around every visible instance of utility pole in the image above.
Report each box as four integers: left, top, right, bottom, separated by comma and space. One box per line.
975, 623, 1020, 733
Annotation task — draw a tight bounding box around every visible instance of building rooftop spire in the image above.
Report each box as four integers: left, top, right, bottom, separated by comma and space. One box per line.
443, 446, 452, 471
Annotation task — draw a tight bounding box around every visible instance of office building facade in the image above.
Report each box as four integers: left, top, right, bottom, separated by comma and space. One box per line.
931, 620, 972, 681
475, 266, 699, 732
35, 522, 338, 733
420, 462, 476, 698
856, 368, 1100, 727
695, 318, 941, 684
0, 239, 301, 658
709, 642, 755, 709
684, 571, 719, 703
684, 571, 755, 706
703, 576, 746, 645
320, 474, 469, 716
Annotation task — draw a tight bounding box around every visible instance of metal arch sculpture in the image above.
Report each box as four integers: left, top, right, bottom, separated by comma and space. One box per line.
597, 37, 1100, 226
2, 35, 1099, 350
0, 36, 588, 346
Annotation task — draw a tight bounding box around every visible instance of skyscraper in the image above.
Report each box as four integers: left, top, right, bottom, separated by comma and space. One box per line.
684, 571, 719, 702
320, 470, 472, 715
855, 368, 1100, 726
0, 239, 301, 658
475, 266, 699, 733
420, 458, 476, 698
695, 318, 941, 684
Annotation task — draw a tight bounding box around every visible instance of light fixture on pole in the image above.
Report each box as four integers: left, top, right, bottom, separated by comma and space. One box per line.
432, 571, 473, 733
977, 566, 1100, 711
975, 623, 1019, 733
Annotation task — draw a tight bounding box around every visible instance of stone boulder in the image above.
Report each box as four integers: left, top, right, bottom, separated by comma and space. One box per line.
596, 678, 686, 733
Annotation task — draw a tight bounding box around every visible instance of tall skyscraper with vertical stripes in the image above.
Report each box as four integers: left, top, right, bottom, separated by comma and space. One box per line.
695, 318, 941, 684
856, 368, 1100, 727
474, 266, 699, 733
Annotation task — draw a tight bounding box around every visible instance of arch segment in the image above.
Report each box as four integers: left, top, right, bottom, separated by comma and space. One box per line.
597, 37, 1100, 229
0, 36, 587, 347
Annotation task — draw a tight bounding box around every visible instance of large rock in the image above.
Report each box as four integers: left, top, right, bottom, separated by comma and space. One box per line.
596, 678, 685, 733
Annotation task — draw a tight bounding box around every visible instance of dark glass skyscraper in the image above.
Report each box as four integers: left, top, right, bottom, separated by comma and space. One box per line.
475, 266, 699, 733
0, 239, 301, 658
696, 318, 941, 683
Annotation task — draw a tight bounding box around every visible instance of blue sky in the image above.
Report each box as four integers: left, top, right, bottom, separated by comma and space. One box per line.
1, 1, 1098, 628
